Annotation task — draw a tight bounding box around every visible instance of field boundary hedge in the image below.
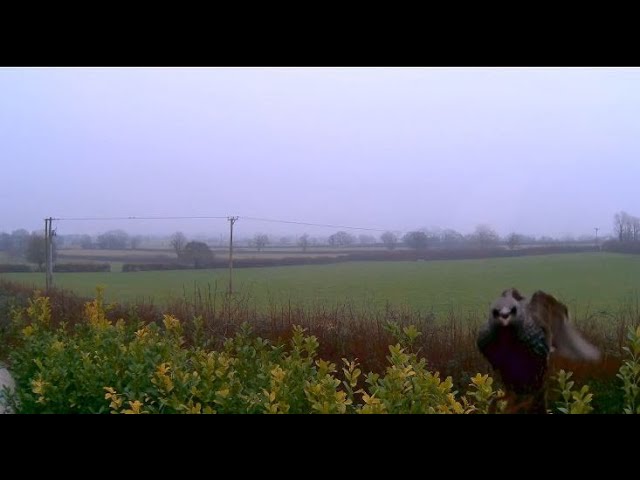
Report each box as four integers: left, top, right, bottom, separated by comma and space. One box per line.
119, 246, 599, 272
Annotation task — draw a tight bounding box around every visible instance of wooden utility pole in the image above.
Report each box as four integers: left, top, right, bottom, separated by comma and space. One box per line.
227, 216, 239, 294
44, 218, 49, 291
44, 217, 54, 291
594, 227, 600, 249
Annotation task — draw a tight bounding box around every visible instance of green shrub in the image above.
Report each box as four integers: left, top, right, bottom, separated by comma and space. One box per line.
617, 325, 640, 414
553, 370, 594, 414
0, 264, 32, 273
53, 263, 111, 273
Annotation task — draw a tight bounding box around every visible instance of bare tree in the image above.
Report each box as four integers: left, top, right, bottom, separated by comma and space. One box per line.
441, 229, 464, 248
26, 233, 57, 271
328, 231, 355, 247
471, 224, 500, 248
403, 231, 429, 250
380, 231, 398, 250
97, 230, 129, 250
170, 232, 187, 257
253, 234, 269, 252
614, 212, 624, 242
420, 228, 442, 247
507, 233, 522, 250
633, 216, 640, 242
614, 211, 635, 242
297, 233, 310, 252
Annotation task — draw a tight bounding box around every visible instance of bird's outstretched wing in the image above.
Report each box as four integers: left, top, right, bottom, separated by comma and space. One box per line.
527, 290, 601, 362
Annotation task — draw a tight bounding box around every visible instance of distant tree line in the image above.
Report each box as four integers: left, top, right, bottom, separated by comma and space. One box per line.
399, 224, 502, 251
0, 225, 597, 260
613, 211, 640, 243
602, 211, 640, 254
1, 218, 612, 266
0, 229, 31, 257
0, 229, 57, 271
46, 231, 148, 250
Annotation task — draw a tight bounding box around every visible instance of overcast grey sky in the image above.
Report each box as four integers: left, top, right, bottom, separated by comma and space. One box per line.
1, 67, 638, 238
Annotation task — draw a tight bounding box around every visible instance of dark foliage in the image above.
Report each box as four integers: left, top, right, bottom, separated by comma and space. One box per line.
53, 263, 111, 273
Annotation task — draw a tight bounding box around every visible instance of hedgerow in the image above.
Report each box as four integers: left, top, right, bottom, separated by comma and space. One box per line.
3, 289, 639, 414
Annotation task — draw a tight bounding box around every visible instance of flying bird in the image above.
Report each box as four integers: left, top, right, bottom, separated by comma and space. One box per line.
476, 288, 600, 413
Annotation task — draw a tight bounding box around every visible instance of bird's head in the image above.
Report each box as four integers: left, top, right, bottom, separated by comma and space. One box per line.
490, 294, 523, 328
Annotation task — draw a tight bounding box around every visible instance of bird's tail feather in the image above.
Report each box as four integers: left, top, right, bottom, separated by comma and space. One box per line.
553, 321, 601, 362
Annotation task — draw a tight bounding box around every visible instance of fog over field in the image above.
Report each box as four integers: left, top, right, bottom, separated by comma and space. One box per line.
1, 67, 639, 238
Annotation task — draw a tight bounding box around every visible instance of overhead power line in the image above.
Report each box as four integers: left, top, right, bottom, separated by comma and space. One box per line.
241, 216, 402, 233
49, 214, 406, 234
52, 216, 229, 221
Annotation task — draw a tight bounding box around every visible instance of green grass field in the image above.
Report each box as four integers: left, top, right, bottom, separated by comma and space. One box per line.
1, 253, 639, 317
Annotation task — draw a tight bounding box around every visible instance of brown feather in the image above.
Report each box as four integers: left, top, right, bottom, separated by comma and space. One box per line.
527, 290, 601, 362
